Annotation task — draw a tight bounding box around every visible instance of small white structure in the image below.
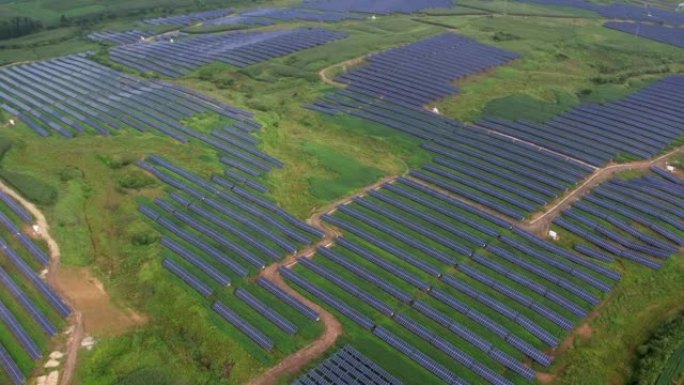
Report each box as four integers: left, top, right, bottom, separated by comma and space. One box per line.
44, 359, 60, 369
432, 107, 440, 115
677, 2, 684, 12
666, 164, 676, 172
8, 119, 14, 126
548, 230, 559, 241
49, 351, 64, 360
36, 375, 47, 385
46, 371, 59, 385
40, 269, 48, 279
32, 224, 41, 233
169, 38, 175, 43
371, 15, 377, 20
81, 336, 96, 350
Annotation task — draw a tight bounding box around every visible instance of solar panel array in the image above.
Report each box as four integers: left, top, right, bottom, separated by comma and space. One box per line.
0, 192, 32, 224
278, 172, 627, 384
137, 155, 326, 352
110, 28, 347, 77
478, 76, 684, 166
87, 30, 152, 45
141, 8, 233, 26
0, 54, 258, 140
204, 0, 454, 27
312, 90, 593, 220
239, 7, 365, 22
554, 168, 684, 270
279, 172, 632, 384
212, 301, 275, 350
335, 32, 519, 107
302, 0, 454, 14
203, 14, 276, 27
292, 345, 404, 385
0, 193, 71, 384
139, 155, 322, 272
604, 22, 684, 49
517, 0, 684, 26
0, 344, 24, 385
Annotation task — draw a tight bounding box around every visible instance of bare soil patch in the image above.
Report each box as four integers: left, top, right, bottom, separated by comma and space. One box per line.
52, 267, 145, 336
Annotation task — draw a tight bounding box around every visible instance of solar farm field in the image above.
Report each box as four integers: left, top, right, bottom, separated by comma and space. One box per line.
603, 22, 684, 49
0, 190, 70, 385
552, 169, 684, 270
109, 28, 348, 77
281, 176, 623, 384
0, 0, 684, 385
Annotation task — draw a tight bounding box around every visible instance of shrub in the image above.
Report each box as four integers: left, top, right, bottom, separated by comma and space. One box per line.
118, 171, 156, 190
130, 231, 159, 246
0, 136, 13, 163
97, 153, 138, 169
0, 169, 57, 205
58, 166, 83, 182
118, 367, 177, 385
492, 31, 520, 41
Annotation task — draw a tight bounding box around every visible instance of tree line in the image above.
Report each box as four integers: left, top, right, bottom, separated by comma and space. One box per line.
0, 17, 43, 39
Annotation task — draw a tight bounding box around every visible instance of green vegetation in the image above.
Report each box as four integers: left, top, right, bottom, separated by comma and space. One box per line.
630, 312, 684, 385
481, 89, 578, 122
550, 255, 684, 385
425, 16, 683, 122
0, 16, 44, 40
0, 169, 58, 205
302, 143, 385, 201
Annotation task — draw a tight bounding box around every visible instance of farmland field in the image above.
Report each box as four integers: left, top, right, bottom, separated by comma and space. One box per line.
0, 0, 683, 385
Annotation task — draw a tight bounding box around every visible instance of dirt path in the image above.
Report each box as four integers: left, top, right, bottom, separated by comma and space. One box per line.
318, 55, 366, 87
247, 175, 398, 385
522, 147, 684, 234
0, 181, 84, 385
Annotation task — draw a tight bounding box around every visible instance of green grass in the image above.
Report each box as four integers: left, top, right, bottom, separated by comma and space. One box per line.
423, 16, 684, 122
302, 142, 385, 201
552, 256, 684, 385
481, 89, 579, 122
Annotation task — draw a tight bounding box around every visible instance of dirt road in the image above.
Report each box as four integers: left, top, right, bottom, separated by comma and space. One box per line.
318, 55, 366, 87
522, 147, 684, 234
247, 175, 398, 385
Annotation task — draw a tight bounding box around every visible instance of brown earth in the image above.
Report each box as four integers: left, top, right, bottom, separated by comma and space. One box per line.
318, 55, 367, 87
51, 267, 146, 336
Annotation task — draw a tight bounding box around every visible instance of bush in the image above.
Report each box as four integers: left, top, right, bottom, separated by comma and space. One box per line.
0, 136, 13, 163
130, 231, 159, 246
97, 153, 138, 169
118, 367, 178, 385
118, 171, 156, 190
492, 31, 520, 41
630, 312, 684, 385
0, 169, 57, 205
58, 166, 83, 182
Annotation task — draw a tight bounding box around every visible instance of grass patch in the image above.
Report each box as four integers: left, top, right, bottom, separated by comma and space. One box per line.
302, 143, 385, 201
480, 89, 578, 122
0, 169, 58, 205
